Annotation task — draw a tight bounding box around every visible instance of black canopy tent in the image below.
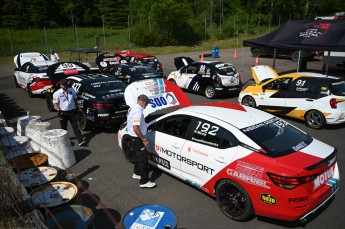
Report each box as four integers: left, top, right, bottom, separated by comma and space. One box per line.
243, 19, 345, 73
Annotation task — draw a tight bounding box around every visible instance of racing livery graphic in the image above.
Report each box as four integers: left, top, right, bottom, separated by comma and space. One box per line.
118, 79, 340, 222
239, 65, 345, 129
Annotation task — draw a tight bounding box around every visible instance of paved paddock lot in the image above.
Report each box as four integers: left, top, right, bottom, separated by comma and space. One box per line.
0, 48, 344, 229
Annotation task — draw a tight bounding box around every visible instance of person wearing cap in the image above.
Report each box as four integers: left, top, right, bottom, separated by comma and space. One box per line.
127, 94, 156, 188
53, 78, 86, 146
50, 49, 60, 62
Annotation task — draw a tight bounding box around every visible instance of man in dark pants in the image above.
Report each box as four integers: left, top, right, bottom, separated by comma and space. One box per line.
127, 94, 156, 188
53, 78, 86, 146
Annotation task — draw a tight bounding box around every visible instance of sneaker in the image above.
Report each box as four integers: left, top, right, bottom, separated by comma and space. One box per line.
79, 140, 86, 146
132, 174, 141, 179
139, 181, 156, 188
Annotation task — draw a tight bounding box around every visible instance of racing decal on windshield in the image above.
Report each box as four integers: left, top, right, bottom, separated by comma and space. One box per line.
260, 194, 277, 205
242, 117, 286, 133
155, 145, 215, 175
151, 154, 171, 170
227, 168, 271, 189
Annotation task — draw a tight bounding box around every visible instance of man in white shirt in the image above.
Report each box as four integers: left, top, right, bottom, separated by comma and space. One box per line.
127, 94, 156, 188
53, 78, 85, 146
50, 49, 60, 62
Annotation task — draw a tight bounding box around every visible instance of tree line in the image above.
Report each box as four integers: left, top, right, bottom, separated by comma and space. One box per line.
1, 0, 345, 47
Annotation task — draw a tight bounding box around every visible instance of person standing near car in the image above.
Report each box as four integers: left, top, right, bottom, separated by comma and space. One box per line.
50, 49, 60, 62
53, 78, 86, 146
127, 94, 156, 188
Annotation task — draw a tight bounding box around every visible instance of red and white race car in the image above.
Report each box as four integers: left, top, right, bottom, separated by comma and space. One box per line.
13, 52, 55, 97
118, 78, 339, 223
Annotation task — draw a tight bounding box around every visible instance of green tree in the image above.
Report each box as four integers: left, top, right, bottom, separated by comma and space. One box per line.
1, 0, 26, 28
98, 0, 129, 28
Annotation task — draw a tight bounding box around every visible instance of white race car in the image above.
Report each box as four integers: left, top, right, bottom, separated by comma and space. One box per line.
118, 78, 339, 223
14, 52, 55, 97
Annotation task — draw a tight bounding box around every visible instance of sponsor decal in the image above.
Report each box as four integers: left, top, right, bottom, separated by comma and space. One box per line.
227, 168, 270, 189
63, 69, 79, 75
242, 117, 287, 133
151, 154, 171, 169
288, 196, 309, 203
314, 166, 334, 189
235, 161, 264, 178
185, 179, 209, 193
148, 93, 179, 108
155, 145, 214, 175
299, 22, 330, 40
260, 193, 277, 205
187, 147, 208, 157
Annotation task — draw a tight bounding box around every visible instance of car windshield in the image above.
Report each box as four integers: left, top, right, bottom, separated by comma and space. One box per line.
241, 117, 313, 157
330, 80, 345, 96
85, 80, 127, 95
130, 66, 157, 74
217, 64, 237, 76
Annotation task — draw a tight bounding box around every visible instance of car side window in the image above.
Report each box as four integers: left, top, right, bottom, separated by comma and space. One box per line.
292, 77, 320, 96
154, 115, 192, 139
189, 118, 238, 149
266, 78, 292, 90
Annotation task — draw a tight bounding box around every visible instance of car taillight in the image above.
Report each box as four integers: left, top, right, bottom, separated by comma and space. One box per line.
216, 76, 222, 85
330, 98, 337, 109
267, 172, 314, 189
91, 102, 112, 109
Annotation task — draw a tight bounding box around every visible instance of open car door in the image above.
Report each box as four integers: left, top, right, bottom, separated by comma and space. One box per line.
174, 57, 195, 70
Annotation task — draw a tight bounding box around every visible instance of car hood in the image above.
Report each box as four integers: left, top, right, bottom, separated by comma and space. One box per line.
174, 57, 195, 70
124, 78, 192, 117
274, 138, 336, 175
251, 65, 279, 84
46, 62, 91, 86
14, 52, 49, 68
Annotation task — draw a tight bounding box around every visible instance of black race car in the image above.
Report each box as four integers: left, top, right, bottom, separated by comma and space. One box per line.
45, 62, 129, 130
95, 52, 127, 72
102, 63, 162, 84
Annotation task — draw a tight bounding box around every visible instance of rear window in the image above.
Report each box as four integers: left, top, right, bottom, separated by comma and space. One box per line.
216, 64, 237, 76
241, 117, 313, 157
85, 80, 127, 95
330, 80, 345, 96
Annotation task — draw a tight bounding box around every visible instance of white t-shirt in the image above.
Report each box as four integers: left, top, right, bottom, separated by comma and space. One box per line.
53, 87, 77, 111
51, 53, 60, 62
127, 103, 147, 137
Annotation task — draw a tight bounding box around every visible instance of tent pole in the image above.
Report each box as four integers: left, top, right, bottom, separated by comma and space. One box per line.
297, 50, 302, 72
242, 47, 244, 74
325, 51, 330, 75
273, 49, 277, 69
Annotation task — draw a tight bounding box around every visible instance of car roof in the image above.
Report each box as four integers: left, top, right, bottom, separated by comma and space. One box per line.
176, 102, 275, 129
67, 74, 115, 82
285, 72, 340, 80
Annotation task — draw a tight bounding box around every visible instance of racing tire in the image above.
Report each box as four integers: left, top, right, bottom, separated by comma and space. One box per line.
291, 51, 299, 62
241, 96, 256, 108
14, 76, 20, 88
205, 86, 216, 99
252, 48, 261, 58
168, 79, 177, 85
304, 110, 326, 129
46, 94, 56, 112
77, 109, 90, 131
215, 179, 254, 221
121, 135, 136, 164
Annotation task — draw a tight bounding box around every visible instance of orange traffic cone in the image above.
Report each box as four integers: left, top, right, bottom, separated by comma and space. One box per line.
200, 52, 204, 61
255, 57, 259, 66
233, 49, 238, 58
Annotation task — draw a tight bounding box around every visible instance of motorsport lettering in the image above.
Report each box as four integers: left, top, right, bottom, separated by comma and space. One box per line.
155, 145, 215, 175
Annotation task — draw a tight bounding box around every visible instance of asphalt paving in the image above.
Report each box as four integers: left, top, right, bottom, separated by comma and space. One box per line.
0, 48, 344, 229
